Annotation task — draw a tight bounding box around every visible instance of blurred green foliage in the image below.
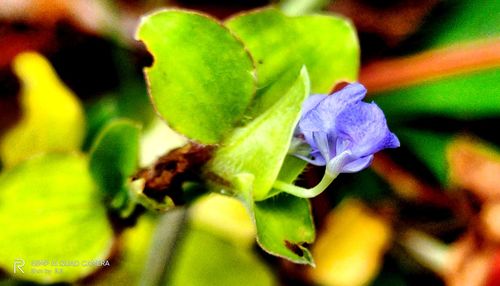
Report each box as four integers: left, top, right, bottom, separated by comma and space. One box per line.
0, 154, 113, 283
89, 119, 141, 213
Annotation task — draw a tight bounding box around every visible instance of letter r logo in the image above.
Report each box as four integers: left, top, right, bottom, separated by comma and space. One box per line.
13, 259, 25, 274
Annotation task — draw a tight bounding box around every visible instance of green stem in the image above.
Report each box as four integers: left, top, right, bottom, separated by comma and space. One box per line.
273, 171, 337, 198
140, 207, 188, 286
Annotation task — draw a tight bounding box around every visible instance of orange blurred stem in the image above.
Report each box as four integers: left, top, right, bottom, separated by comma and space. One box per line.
371, 154, 451, 207
360, 39, 500, 93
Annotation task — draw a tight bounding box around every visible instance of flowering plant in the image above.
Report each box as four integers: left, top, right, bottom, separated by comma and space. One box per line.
0, 5, 400, 285
276, 82, 399, 198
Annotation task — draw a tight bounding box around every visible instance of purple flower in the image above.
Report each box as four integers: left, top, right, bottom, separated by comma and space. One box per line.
297, 82, 399, 175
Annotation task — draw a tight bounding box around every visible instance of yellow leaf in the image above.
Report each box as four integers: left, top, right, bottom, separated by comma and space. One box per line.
190, 193, 256, 248
309, 199, 392, 286
0, 52, 85, 168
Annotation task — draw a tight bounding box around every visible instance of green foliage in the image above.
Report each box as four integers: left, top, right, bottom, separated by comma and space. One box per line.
375, 69, 500, 121
89, 119, 141, 212
253, 194, 315, 265
226, 8, 359, 116
206, 68, 309, 200
167, 227, 275, 286
277, 155, 309, 183
0, 154, 113, 283
83, 46, 155, 152
136, 10, 255, 144
91, 215, 157, 286
397, 129, 453, 185
84, 96, 121, 150
422, 0, 500, 48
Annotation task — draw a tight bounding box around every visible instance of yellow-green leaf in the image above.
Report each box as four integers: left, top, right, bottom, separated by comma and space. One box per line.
0, 52, 85, 168
0, 153, 113, 283
167, 227, 275, 286
205, 68, 309, 200
226, 8, 359, 116
136, 10, 255, 144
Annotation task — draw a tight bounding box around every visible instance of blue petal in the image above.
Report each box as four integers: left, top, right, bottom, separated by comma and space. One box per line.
333, 82, 367, 102
301, 94, 327, 115
312, 131, 332, 162
294, 82, 399, 176
335, 101, 399, 158
341, 155, 373, 173
299, 83, 366, 133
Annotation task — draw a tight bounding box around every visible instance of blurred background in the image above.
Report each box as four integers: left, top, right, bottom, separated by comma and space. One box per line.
0, 0, 499, 285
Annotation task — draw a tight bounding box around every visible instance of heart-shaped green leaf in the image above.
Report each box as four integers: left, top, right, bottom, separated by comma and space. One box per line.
205, 68, 309, 200
136, 10, 255, 144
0, 153, 113, 283
226, 8, 359, 116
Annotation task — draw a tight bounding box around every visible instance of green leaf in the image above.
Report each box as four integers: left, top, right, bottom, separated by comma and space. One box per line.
0, 153, 113, 283
0, 52, 85, 168
277, 155, 309, 183
190, 194, 256, 248
253, 193, 315, 265
233, 172, 315, 265
375, 68, 500, 121
136, 10, 255, 144
265, 155, 308, 198
420, 0, 500, 49
397, 129, 453, 185
83, 96, 121, 151
226, 8, 359, 116
167, 227, 275, 286
205, 68, 309, 200
295, 15, 359, 91
89, 119, 141, 211
91, 215, 157, 286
